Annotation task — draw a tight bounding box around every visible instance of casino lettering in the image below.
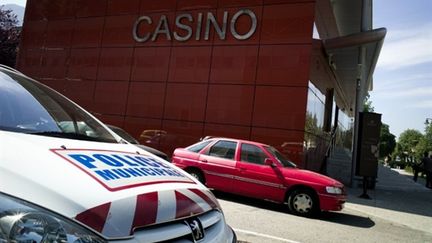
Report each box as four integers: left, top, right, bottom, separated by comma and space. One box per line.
133, 9, 257, 42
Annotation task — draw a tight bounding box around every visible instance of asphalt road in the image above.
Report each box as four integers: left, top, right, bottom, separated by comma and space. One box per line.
214, 191, 432, 243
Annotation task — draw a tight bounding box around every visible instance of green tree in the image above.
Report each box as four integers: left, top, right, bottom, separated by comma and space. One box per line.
363, 93, 374, 112
0, 6, 20, 67
379, 123, 396, 158
415, 122, 432, 158
396, 129, 423, 162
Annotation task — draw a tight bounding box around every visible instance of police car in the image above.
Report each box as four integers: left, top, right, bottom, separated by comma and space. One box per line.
0, 65, 236, 242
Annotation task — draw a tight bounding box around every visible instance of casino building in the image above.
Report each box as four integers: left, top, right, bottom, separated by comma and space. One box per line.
16, 0, 385, 185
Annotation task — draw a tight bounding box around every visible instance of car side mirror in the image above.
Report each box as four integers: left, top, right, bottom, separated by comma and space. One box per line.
265, 158, 276, 167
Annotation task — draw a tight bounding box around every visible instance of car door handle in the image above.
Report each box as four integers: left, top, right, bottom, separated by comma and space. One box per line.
201, 159, 207, 163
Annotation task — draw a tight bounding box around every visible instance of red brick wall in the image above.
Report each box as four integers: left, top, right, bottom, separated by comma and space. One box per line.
17, 0, 315, 166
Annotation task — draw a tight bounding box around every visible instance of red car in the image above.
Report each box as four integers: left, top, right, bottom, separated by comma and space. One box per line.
172, 137, 346, 217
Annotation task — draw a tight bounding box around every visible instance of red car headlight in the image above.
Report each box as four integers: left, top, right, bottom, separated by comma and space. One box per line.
325, 186, 343, 195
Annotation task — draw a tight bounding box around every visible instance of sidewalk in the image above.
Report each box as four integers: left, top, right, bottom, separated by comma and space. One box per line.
345, 165, 432, 234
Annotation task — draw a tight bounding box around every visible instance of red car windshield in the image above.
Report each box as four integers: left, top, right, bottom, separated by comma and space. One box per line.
265, 146, 297, 168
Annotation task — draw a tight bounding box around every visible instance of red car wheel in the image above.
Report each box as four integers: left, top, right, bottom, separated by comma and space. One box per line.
288, 189, 319, 217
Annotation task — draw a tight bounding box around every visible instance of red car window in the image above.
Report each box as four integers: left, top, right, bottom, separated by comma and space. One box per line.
186, 140, 213, 153
240, 143, 267, 165
206, 140, 237, 160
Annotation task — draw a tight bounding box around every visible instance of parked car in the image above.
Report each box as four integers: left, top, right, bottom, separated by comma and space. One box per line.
0, 65, 236, 242
107, 125, 169, 161
172, 137, 346, 217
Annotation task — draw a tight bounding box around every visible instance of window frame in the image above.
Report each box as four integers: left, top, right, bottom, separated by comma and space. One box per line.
186, 140, 214, 153
240, 143, 269, 165
205, 140, 238, 160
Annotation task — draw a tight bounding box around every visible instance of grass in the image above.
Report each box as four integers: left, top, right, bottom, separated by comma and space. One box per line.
404, 166, 413, 174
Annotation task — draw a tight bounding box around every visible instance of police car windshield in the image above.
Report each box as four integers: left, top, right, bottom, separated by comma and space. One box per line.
0, 69, 118, 143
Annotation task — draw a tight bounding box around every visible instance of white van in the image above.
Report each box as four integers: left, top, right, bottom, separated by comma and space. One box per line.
0, 66, 236, 242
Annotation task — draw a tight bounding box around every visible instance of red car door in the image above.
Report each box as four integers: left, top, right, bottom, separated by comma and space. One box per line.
198, 140, 238, 193
233, 143, 286, 202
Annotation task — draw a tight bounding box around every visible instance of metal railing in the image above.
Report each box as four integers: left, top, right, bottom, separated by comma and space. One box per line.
320, 127, 338, 174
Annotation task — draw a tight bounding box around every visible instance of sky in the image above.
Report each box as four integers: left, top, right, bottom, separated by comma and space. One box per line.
2, 0, 431, 139
372, 0, 432, 138
0, 0, 25, 6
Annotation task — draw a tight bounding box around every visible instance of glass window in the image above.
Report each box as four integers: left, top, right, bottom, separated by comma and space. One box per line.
265, 146, 296, 168
240, 143, 267, 165
108, 125, 139, 144
305, 81, 325, 134
207, 140, 237, 160
186, 140, 213, 153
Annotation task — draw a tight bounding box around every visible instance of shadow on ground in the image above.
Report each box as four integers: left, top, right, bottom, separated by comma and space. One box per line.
400, 173, 428, 187
347, 167, 432, 218
213, 191, 375, 228
348, 188, 432, 217
319, 211, 375, 228
213, 190, 287, 213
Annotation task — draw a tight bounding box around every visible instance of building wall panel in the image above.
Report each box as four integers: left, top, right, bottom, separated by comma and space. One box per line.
102, 15, 137, 47
19, 20, 47, 49
132, 47, 171, 82
40, 49, 70, 79
168, 46, 212, 83
18, 0, 316, 166
177, 0, 218, 11
72, 17, 105, 48
68, 48, 100, 80
126, 82, 166, 118
256, 45, 311, 86
93, 81, 129, 115
75, 0, 107, 18
45, 19, 74, 48
261, 3, 314, 44
164, 83, 208, 122
205, 84, 254, 125
253, 86, 307, 130
107, 0, 140, 15
97, 48, 133, 81
210, 45, 258, 84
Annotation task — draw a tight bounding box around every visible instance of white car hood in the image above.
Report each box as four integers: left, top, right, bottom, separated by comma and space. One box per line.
0, 131, 219, 238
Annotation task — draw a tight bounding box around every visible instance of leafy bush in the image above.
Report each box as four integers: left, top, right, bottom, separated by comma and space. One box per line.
388, 159, 406, 169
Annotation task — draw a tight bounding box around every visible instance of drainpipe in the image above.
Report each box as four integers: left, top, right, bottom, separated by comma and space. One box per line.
350, 0, 370, 186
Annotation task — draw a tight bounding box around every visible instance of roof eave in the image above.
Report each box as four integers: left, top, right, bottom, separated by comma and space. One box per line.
321, 28, 387, 115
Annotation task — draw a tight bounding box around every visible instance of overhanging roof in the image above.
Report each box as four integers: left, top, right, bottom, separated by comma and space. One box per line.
324, 27, 386, 89
311, 28, 386, 116
313, 0, 385, 116
321, 28, 386, 116
315, 0, 372, 39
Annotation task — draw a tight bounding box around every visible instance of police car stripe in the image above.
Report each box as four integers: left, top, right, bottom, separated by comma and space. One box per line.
175, 190, 205, 218
75, 189, 218, 237
189, 188, 219, 209
156, 190, 177, 223
178, 189, 212, 212
75, 202, 111, 233
102, 196, 137, 237
132, 192, 158, 232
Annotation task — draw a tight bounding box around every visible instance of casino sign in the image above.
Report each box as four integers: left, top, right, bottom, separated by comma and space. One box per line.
133, 9, 258, 42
